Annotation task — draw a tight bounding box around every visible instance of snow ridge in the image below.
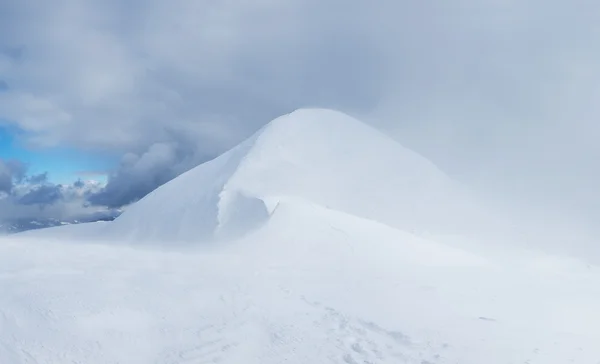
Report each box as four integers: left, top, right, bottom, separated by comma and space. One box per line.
16, 108, 494, 244
75, 108, 490, 244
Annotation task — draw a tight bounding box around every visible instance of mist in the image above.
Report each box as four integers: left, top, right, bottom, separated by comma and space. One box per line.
361, 1, 600, 258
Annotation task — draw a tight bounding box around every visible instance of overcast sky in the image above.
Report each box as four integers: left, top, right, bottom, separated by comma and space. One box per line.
1, 1, 600, 233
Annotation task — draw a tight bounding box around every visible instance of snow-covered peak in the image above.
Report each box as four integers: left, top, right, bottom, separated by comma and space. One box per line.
105, 108, 487, 244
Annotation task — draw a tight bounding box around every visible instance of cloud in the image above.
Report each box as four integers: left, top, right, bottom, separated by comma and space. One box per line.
0, 0, 384, 152
0, 159, 116, 225
73, 179, 85, 188
88, 140, 211, 208
0, 159, 26, 193
1, 0, 600, 234
26, 172, 48, 184
365, 1, 600, 222
18, 184, 62, 206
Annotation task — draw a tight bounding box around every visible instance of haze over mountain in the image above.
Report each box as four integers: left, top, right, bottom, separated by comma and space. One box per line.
3, 109, 599, 363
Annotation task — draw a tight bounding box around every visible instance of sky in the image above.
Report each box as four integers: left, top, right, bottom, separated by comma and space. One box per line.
0, 1, 600, 233
0, 124, 113, 183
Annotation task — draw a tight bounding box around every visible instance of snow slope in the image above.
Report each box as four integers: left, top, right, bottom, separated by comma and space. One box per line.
2, 109, 599, 363
100, 108, 495, 244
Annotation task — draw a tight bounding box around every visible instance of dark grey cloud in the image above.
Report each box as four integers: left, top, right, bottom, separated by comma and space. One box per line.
73, 179, 85, 188
0, 159, 118, 229
26, 172, 48, 184
0, 159, 26, 193
0, 46, 24, 61
88, 140, 213, 208
0, 165, 14, 194
18, 184, 62, 206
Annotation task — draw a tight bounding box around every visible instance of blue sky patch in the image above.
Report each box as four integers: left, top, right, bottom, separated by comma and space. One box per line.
0, 124, 115, 184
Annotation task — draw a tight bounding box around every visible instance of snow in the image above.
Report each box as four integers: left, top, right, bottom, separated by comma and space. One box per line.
2, 108, 600, 363
30, 108, 496, 244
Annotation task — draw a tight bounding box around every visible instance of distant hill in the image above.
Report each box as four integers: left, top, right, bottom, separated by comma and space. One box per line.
0, 210, 121, 234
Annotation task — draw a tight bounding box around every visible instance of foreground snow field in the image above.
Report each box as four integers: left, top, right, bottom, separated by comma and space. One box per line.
2, 202, 599, 364
2, 109, 599, 363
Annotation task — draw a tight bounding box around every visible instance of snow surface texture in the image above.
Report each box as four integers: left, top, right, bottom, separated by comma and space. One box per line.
2, 109, 600, 363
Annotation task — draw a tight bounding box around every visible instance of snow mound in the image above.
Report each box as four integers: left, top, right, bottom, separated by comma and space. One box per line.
106, 108, 489, 243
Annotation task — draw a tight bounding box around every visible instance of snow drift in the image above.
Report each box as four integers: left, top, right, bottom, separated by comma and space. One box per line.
101, 108, 492, 244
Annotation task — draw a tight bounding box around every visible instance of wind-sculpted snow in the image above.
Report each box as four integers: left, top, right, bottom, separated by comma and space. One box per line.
92, 108, 494, 244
